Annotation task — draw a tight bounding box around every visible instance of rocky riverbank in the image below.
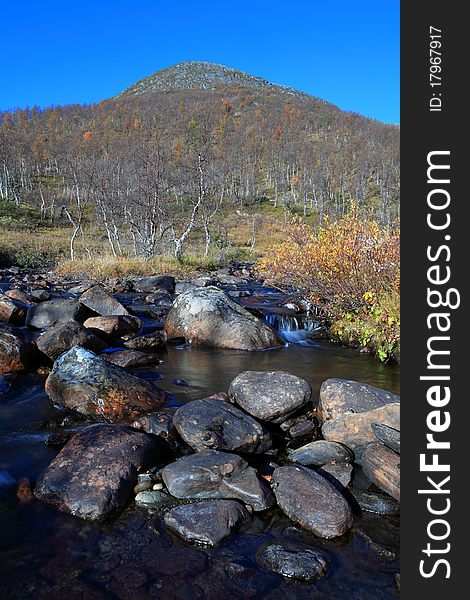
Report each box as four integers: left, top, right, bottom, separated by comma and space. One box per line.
0, 264, 400, 598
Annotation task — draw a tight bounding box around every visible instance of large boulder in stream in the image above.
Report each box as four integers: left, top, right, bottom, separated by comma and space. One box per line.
362, 442, 400, 501
0, 293, 27, 325
256, 541, 329, 581
164, 499, 248, 546
164, 287, 284, 351
36, 321, 107, 361
287, 440, 354, 466
172, 396, 272, 453
272, 465, 354, 539
322, 403, 400, 464
25, 299, 89, 329
0, 325, 32, 375
132, 275, 176, 294
229, 370, 311, 423
35, 424, 158, 521
162, 450, 274, 511
318, 378, 400, 423
45, 346, 166, 422
83, 315, 142, 340
79, 284, 129, 316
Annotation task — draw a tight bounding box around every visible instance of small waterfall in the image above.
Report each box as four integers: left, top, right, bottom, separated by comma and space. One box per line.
264, 313, 322, 345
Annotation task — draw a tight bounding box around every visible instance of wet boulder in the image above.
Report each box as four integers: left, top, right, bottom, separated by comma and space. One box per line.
132, 275, 175, 294
164, 287, 284, 351
26, 299, 89, 329
131, 412, 180, 450
103, 349, 161, 368
256, 541, 328, 581
45, 346, 166, 422
372, 423, 400, 454
79, 284, 129, 316
272, 465, 354, 539
35, 424, 157, 520
162, 449, 272, 511
0, 325, 32, 376
218, 466, 275, 510
83, 315, 141, 340
351, 488, 400, 515
229, 370, 311, 423
287, 440, 353, 467
362, 442, 400, 501
173, 397, 272, 454
162, 450, 247, 499
124, 330, 167, 352
318, 463, 353, 488
318, 378, 400, 423
164, 499, 248, 546
4, 289, 38, 304
30, 289, 51, 302
322, 403, 400, 463
35, 321, 107, 361
0, 294, 27, 325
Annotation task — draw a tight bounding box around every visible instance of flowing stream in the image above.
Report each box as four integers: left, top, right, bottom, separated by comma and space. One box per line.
0, 282, 400, 599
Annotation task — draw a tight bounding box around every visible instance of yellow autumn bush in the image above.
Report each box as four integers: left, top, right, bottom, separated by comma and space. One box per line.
257, 206, 400, 361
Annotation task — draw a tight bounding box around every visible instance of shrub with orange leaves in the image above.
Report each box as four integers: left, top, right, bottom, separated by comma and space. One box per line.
257, 205, 400, 361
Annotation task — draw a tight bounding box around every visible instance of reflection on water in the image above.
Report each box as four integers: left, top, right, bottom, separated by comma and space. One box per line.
0, 340, 399, 599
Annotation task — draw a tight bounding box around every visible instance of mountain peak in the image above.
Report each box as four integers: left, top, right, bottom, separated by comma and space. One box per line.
116, 61, 308, 98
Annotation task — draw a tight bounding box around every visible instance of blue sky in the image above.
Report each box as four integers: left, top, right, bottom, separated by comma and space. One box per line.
1, 0, 399, 123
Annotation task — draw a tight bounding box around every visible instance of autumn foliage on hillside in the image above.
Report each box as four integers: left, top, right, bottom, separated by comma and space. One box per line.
257, 206, 400, 361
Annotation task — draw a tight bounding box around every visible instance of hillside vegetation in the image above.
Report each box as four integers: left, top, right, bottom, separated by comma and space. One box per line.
0, 62, 399, 273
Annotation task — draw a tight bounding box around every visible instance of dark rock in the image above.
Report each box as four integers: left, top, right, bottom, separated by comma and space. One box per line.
164, 499, 248, 546
132, 275, 175, 294
45, 430, 78, 448
352, 488, 400, 515
4, 289, 37, 304
45, 346, 166, 422
135, 490, 173, 509
272, 465, 354, 538
219, 466, 275, 510
256, 541, 328, 581
0, 293, 27, 325
26, 299, 88, 329
30, 289, 51, 301
162, 450, 247, 499
164, 287, 284, 350
318, 463, 353, 488
124, 330, 167, 352
134, 480, 153, 494
131, 412, 180, 450
322, 403, 400, 463
35, 424, 157, 520
172, 378, 189, 387
103, 349, 160, 368
36, 321, 107, 361
287, 440, 353, 466
229, 370, 311, 423
0, 325, 31, 375
362, 442, 400, 501
83, 315, 142, 339
318, 378, 400, 423
79, 284, 129, 316
173, 397, 272, 454
372, 423, 400, 453
288, 420, 317, 440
